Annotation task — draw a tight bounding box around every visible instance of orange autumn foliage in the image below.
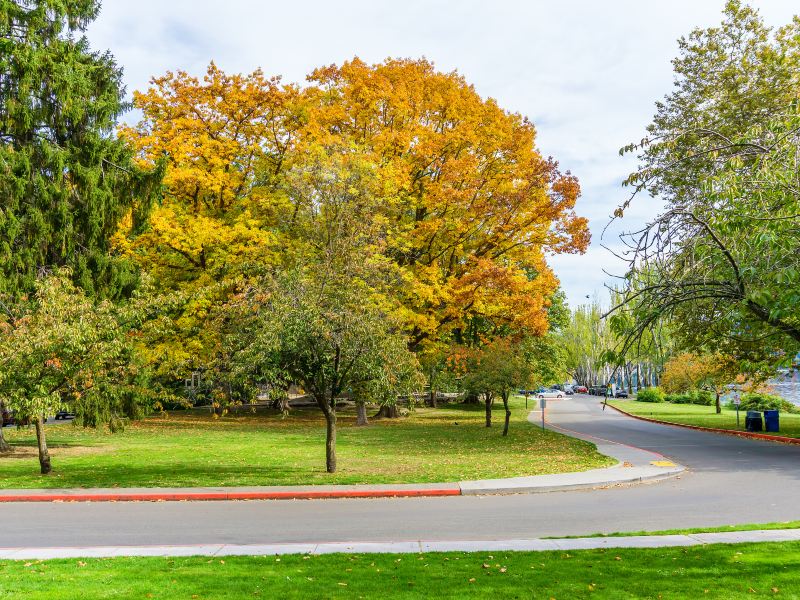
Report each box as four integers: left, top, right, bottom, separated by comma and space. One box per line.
120, 57, 589, 353
298, 58, 588, 346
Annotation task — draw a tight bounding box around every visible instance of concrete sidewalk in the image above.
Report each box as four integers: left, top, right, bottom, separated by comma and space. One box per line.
0, 408, 683, 503
2, 528, 798, 560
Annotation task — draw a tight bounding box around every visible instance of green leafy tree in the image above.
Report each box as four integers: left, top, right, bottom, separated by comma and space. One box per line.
462, 338, 535, 435
611, 2, 800, 362
0, 0, 161, 298
619, 1, 800, 207
239, 275, 420, 473
560, 301, 615, 387
0, 271, 150, 474
661, 352, 741, 414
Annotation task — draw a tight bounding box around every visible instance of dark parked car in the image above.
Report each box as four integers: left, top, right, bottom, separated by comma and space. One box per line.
55, 410, 76, 420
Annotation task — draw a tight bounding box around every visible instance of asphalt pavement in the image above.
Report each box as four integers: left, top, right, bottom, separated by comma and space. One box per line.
3, 394, 800, 549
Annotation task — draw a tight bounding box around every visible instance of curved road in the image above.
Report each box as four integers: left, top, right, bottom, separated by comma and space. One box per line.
4, 395, 800, 548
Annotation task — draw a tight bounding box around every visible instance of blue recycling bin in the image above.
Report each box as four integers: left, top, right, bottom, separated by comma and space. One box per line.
763, 410, 780, 433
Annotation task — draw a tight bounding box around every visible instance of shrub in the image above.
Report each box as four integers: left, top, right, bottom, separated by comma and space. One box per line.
636, 387, 664, 403
664, 390, 715, 406
692, 390, 716, 406
665, 393, 692, 404
739, 393, 798, 414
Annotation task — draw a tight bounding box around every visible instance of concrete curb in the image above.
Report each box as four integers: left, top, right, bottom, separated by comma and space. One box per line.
0, 487, 461, 503
608, 402, 800, 446
4, 528, 800, 559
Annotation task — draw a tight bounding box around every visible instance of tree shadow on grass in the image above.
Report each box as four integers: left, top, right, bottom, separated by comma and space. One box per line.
2, 462, 329, 489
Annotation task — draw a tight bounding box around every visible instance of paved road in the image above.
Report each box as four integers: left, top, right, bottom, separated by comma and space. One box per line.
3, 395, 800, 548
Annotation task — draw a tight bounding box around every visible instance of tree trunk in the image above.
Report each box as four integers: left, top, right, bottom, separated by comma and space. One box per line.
0, 400, 9, 453
428, 388, 438, 408
428, 369, 438, 408
462, 391, 480, 405
627, 363, 633, 394
0, 422, 9, 454
484, 393, 493, 427
374, 404, 399, 418
356, 401, 369, 426
316, 396, 337, 473
271, 396, 290, 414
34, 415, 51, 475
715, 391, 721, 415
502, 392, 511, 437
324, 411, 336, 473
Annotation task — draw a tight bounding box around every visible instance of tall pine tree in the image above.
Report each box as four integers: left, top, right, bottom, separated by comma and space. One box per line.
0, 0, 161, 298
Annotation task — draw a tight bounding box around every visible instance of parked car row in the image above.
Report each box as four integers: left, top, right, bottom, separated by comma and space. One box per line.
1, 409, 76, 426
585, 386, 629, 398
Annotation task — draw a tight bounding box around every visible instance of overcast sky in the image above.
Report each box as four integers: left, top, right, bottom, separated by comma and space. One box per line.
87, 0, 798, 307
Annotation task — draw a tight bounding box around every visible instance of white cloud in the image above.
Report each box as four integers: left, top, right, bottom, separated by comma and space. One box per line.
88, 0, 798, 306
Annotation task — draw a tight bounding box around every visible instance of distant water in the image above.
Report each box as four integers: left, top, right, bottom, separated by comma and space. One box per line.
767, 371, 800, 406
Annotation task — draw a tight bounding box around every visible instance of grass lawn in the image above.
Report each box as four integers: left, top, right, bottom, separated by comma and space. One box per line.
2, 543, 799, 599
609, 399, 800, 438
548, 521, 800, 539
0, 396, 612, 489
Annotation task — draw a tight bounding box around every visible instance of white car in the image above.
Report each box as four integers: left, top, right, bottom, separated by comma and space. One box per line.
536, 388, 564, 399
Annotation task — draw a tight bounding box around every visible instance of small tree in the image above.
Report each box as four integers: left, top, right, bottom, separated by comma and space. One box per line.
661, 352, 740, 414
243, 277, 420, 473
463, 339, 535, 436
461, 349, 497, 429
357, 342, 425, 425
0, 272, 145, 473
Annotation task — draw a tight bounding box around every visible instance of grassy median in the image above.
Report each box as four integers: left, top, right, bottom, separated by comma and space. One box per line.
2, 542, 799, 599
609, 399, 800, 438
0, 396, 612, 488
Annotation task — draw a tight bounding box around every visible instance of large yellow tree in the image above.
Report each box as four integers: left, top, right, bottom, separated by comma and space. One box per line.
296, 58, 589, 348
115, 64, 300, 380
118, 58, 589, 383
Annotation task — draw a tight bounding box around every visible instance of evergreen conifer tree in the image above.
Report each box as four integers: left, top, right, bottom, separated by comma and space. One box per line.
0, 0, 161, 298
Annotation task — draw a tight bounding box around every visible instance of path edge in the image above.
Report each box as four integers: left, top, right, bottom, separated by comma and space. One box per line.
607, 402, 800, 446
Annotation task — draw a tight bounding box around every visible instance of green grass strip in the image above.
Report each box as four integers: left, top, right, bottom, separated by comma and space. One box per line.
2, 543, 799, 598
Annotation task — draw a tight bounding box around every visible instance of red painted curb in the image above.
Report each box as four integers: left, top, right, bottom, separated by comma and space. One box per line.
608, 403, 800, 446
0, 488, 461, 503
